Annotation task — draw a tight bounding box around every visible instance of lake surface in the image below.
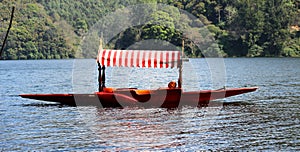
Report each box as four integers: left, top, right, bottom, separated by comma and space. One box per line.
0, 58, 299, 151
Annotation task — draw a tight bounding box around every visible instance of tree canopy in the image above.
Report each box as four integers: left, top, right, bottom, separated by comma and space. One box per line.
0, 0, 299, 59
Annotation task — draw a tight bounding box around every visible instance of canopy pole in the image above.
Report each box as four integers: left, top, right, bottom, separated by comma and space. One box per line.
178, 60, 182, 88
98, 62, 102, 92
102, 66, 106, 89
98, 33, 104, 92
181, 37, 185, 58
178, 38, 184, 88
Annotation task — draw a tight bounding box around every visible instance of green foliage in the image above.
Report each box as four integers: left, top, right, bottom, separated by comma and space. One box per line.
0, 0, 299, 59
282, 36, 300, 57
247, 44, 264, 57
0, 1, 75, 59
142, 11, 176, 40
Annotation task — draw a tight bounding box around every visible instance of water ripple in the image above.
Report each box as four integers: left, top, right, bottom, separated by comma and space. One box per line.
1, 59, 300, 151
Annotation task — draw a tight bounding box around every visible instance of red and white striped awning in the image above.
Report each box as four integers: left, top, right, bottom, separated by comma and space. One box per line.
97, 49, 181, 68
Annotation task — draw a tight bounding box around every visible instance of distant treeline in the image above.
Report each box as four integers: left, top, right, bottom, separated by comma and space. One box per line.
0, 0, 299, 59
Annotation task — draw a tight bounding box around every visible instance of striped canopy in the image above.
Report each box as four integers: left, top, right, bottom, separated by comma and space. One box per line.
97, 49, 181, 68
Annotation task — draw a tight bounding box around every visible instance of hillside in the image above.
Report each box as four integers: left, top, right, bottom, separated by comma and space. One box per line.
0, 0, 299, 59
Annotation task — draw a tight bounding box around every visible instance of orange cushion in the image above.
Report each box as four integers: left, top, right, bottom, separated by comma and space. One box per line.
134, 90, 151, 95
103, 87, 115, 93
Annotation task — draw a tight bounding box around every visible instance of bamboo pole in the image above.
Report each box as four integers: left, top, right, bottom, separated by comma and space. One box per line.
0, 6, 15, 59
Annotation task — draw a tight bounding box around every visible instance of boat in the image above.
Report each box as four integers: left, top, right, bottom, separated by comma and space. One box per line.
20, 87, 258, 108
20, 41, 258, 108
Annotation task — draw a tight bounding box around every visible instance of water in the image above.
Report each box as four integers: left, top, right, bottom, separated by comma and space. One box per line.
0, 58, 299, 151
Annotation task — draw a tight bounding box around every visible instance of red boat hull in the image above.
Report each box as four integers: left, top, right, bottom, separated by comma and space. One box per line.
20, 87, 258, 108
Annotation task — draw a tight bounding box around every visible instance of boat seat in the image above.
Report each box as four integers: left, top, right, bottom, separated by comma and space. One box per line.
134, 89, 151, 95
157, 87, 182, 91
116, 88, 137, 91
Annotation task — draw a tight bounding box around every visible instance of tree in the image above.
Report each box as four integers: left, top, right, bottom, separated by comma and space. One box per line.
261, 0, 297, 56
142, 10, 176, 41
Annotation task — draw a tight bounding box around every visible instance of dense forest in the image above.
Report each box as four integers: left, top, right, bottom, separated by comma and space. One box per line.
0, 0, 299, 59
